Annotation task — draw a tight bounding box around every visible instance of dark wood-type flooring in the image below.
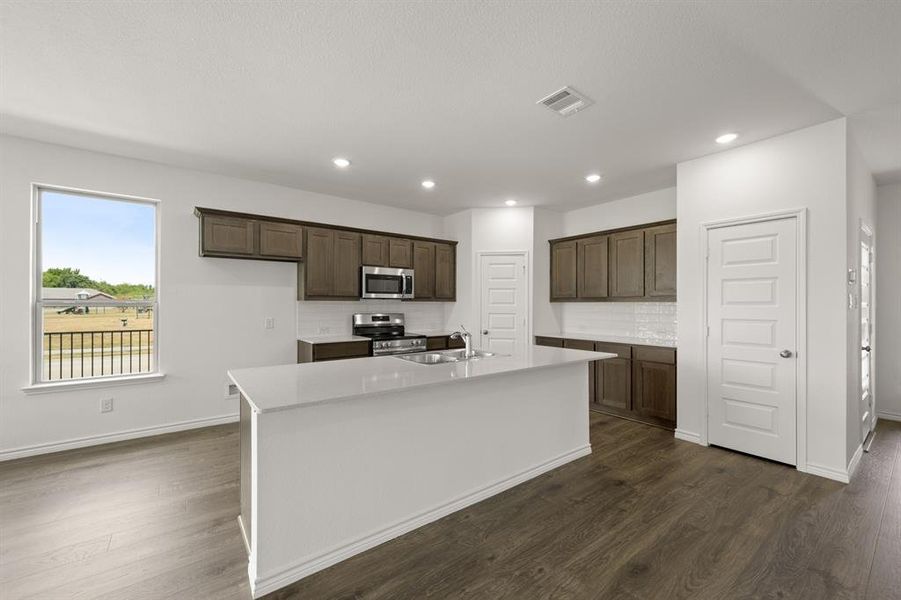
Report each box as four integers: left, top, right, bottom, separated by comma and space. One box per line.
2, 413, 899, 600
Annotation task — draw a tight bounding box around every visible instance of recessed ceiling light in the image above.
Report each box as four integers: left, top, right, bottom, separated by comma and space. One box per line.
332, 157, 351, 168
585, 173, 602, 183
715, 133, 738, 144
505, 199, 517, 206
421, 179, 436, 189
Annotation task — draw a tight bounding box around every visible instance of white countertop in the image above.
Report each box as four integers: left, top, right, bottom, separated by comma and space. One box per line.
536, 331, 677, 348
229, 346, 614, 413
297, 334, 369, 344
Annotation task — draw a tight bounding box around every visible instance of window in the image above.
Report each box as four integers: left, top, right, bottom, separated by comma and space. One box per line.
33, 186, 159, 384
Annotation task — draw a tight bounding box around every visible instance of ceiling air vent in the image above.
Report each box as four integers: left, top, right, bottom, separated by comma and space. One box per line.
537, 86, 592, 116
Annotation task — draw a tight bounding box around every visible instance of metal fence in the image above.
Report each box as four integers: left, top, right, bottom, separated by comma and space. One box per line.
43, 330, 154, 381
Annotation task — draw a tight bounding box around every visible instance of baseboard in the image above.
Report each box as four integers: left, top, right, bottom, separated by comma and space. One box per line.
674, 428, 703, 445
847, 444, 864, 480
251, 443, 593, 598
0, 413, 239, 461
877, 410, 901, 423
803, 462, 851, 484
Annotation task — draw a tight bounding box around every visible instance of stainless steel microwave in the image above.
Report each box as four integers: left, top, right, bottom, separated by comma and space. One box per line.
361, 266, 414, 299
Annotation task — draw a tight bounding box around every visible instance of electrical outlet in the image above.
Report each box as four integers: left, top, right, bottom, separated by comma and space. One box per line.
264, 317, 275, 329
225, 383, 239, 398
100, 398, 114, 413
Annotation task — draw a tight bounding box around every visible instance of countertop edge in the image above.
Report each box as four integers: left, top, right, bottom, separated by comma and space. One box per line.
229, 351, 615, 415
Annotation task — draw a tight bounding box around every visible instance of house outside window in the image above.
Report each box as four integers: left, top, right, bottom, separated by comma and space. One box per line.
33, 185, 159, 384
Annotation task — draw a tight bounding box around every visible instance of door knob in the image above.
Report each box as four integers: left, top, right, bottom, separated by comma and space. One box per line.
862, 345, 871, 352
779, 350, 793, 358
482, 330, 489, 335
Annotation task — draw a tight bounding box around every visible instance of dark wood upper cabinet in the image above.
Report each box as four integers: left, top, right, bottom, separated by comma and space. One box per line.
333, 231, 362, 297
302, 227, 361, 298
201, 215, 255, 256
413, 241, 435, 299
645, 223, 677, 297
608, 229, 645, 298
577, 235, 609, 299
259, 222, 303, 259
550, 240, 578, 300
362, 234, 390, 267
434, 243, 455, 300
388, 238, 413, 268
304, 227, 336, 297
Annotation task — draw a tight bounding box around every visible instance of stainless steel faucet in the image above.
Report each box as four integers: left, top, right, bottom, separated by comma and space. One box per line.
450, 325, 473, 358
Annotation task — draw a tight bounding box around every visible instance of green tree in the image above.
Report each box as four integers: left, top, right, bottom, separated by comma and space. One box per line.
42, 267, 93, 289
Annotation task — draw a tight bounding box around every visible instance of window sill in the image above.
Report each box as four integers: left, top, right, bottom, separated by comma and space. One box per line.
22, 372, 166, 395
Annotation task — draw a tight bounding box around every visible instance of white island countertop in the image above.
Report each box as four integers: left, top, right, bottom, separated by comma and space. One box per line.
229, 346, 612, 414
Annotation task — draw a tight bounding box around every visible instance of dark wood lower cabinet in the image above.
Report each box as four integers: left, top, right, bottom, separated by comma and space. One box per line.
535, 336, 676, 430
426, 335, 464, 350
297, 340, 371, 363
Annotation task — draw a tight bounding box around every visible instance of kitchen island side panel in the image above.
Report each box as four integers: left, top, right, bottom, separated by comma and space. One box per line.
249, 361, 589, 596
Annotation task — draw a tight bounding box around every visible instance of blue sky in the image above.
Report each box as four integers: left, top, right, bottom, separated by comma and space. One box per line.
42, 191, 156, 285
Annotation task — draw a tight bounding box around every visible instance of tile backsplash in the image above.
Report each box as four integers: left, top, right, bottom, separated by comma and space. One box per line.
297, 301, 447, 336
560, 302, 677, 343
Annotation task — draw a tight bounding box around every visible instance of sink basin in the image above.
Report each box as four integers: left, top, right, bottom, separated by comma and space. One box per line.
394, 349, 499, 365
395, 352, 460, 365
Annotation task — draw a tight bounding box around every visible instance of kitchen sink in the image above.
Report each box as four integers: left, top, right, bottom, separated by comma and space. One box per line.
394, 349, 499, 365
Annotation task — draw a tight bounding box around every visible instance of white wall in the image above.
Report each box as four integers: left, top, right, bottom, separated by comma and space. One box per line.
0, 135, 444, 457
845, 135, 876, 461
676, 118, 850, 478
532, 208, 564, 335
876, 183, 901, 422
561, 187, 676, 237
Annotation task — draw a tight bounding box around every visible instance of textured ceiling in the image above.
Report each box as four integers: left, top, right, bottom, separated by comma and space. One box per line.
1, 1, 899, 214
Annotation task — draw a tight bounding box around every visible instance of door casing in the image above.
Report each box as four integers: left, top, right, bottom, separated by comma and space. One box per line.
700, 208, 808, 474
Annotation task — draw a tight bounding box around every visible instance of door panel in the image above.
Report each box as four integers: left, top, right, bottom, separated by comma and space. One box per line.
707, 218, 797, 465
550, 241, 577, 300
480, 254, 526, 355
203, 216, 255, 255
362, 234, 389, 266
388, 238, 413, 268
596, 358, 631, 411
413, 241, 435, 298
577, 235, 609, 299
609, 230, 645, 297
645, 223, 677, 297
259, 222, 303, 258
860, 229, 874, 441
434, 243, 455, 299
304, 227, 334, 297
633, 360, 676, 422
333, 231, 361, 297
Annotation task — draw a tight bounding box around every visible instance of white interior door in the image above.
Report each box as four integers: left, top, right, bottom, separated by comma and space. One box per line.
479, 253, 527, 356
707, 218, 798, 465
860, 228, 875, 441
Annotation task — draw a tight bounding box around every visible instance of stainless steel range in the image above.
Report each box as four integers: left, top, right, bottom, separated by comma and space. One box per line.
352, 313, 426, 356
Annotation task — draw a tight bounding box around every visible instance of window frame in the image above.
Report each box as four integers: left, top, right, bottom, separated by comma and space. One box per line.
30, 183, 162, 388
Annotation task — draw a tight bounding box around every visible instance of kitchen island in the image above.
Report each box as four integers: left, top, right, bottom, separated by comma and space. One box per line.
229, 345, 612, 597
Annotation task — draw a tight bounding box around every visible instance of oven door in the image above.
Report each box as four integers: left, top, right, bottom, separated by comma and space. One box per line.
361, 267, 413, 299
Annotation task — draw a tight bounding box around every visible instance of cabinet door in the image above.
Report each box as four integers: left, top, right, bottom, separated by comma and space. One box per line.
413, 241, 435, 299
434, 243, 455, 300
202, 215, 255, 255
550, 240, 578, 300
362, 234, 389, 267
304, 227, 334, 297
259, 222, 303, 259
609, 230, 645, 298
644, 223, 677, 297
333, 231, 362, 297
534, 336, 564, 348
633, 360, 676, 424
577, 235, 609, 299
388, 238, 413, 268
595, 358, 632, 411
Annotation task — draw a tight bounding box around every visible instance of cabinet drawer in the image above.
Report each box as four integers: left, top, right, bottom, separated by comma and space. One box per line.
535, 336, 564, 348
595, 342, 631, 359
312, 341, 371, 361
259, 222, 303, 258
563, 339, 595, 351
633, 346, 676, 364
